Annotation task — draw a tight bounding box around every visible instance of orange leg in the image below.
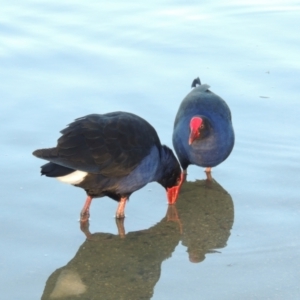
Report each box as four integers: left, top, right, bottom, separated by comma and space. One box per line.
116, 197, 127, 219
80, 195, 93, 222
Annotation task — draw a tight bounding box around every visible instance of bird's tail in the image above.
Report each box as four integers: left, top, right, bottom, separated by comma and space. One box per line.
40, 162, 75, 177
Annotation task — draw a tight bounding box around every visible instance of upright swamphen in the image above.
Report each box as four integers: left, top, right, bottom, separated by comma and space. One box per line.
33, 112, 181, 221
172, 77, 234, 179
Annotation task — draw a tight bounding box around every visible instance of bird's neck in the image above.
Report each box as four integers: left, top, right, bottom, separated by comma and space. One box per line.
155, 145, 175, 180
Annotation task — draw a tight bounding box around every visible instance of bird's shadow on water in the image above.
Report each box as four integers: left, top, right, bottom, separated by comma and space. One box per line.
41, 179, 234, 300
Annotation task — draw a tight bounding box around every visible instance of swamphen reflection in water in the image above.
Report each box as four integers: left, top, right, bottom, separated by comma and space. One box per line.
41, 216, 181, 300
41, 179, 234, 300
33, 112, 182, 221
173, 77, 234, 181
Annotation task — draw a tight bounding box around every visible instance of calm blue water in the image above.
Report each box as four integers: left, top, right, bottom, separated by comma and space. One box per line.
1, 1, 300, 299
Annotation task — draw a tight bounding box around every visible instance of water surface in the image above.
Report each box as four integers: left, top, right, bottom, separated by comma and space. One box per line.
1, 1, 300, 299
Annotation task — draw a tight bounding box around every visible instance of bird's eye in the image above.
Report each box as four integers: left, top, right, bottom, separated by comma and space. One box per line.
200, 124, 204, 129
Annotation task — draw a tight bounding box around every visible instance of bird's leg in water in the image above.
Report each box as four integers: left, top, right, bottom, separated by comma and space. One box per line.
80, 219, 92, 240
205, 167, 212, 181
116, 197, 127, 219
80, 195, 93, 222
205, 167, 212, 173
115, 218, 126, 238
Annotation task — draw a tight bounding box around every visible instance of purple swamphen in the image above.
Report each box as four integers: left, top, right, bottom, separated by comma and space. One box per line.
172, 77, 234, 180
33, 112, 182, 221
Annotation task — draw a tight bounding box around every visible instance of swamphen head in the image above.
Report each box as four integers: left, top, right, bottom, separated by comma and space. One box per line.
157, 145, 182, 204
188, 116, 212, 145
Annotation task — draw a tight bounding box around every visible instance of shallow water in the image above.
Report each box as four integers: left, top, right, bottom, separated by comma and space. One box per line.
41, 180, 233, 300
1, 1, 300, 299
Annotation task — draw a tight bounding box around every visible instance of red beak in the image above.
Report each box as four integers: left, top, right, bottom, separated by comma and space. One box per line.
167, 185, 180, 204
188, 130, 199, 145
166, 173, 185, 204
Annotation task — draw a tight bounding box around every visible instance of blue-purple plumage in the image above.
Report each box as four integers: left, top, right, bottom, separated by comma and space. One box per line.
172, 79, 234, 171
33, 111, 181, 219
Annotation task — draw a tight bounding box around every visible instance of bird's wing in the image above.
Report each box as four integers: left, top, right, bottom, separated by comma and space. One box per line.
33, 112, 161, 177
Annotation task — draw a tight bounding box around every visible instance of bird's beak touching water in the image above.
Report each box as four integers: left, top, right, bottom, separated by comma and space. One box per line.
166, 173, 185, 204
167, 186, 180, 204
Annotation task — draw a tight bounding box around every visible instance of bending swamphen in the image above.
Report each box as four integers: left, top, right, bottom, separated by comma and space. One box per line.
172, 77, 234, 180
33, 112, 181, 221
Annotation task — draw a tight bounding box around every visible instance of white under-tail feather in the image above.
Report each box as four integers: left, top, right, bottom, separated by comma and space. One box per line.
57, 170, 88, 184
